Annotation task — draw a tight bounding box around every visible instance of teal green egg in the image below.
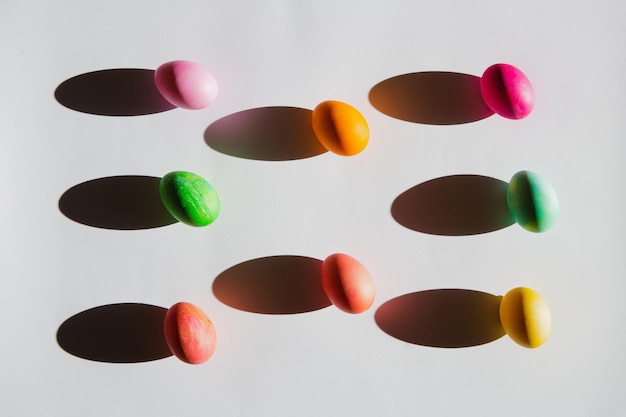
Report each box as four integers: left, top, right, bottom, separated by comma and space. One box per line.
507, 170, 559, 232
159, 171, 220, 227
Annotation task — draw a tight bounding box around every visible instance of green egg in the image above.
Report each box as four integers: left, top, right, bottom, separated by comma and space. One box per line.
159, 171, 220, 227
507, 171, 558, 233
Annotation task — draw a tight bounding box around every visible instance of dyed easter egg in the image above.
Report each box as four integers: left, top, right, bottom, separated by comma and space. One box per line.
499, 287, 551, 348
480, 64, 534, 119
154, 60, 218, 110
311, 101, 369, 156
164, 302, 217, 364
507, 170, 558, 232
321, 253, 375, 314
159, 171, 220, 227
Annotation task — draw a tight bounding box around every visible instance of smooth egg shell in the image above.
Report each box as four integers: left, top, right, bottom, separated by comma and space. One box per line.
154, 60, 218, 110
164, 302, 217, 364
507, 170, 559, 232
480, 63, 534, 119
312, 101, 369, 156
321, 253, 375, 314
499, 287, 551, 348
159, 171, 220, 227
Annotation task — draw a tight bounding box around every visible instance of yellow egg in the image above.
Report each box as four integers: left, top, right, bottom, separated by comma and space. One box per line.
499, 287, 551, 348
311, 100, 369, 156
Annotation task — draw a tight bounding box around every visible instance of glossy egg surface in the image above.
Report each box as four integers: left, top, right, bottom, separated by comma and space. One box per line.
154, 60, 218, 110
480, 63, 534, 119
499, 287, 551, 348
311, 100, 369, 156
321, 253, 375, 314
164, 302, 217, 364
507, 170, 558, 232
159, 171, 220, 227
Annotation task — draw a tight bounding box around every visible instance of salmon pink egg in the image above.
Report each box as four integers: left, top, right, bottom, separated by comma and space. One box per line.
164, 302, 216, 364
321, 253, 375, 314
154, 60, 218, 110
480, 63, 534, 119
312, 101, 369, 156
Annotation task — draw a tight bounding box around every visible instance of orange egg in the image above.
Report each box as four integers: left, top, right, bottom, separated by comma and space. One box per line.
499, 287, 551, 348
311, 100, 369, 156
164, 302, 216, 364
321, 253, 375, 314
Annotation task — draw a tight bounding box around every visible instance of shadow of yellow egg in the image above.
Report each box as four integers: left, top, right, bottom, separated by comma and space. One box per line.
499, 287, 551, 348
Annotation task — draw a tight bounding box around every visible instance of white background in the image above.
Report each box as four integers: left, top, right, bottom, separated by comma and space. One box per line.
1, 0, 624, 415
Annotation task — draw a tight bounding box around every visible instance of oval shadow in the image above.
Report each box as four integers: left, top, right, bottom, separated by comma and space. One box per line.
213, 255, 331, 314
392, 175, 514, 236
55, 69, 176, 116
59, 175, 178, 230
369, 72, 494, 125
375, 289, 505, 348
57, 303, 172, 363
204, 107, 328, 161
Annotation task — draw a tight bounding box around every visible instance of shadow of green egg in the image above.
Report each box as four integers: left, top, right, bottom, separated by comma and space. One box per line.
392, 175, 515, 236
59, 176, 177, 230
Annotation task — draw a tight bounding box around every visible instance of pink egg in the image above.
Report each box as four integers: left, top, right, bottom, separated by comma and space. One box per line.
154, 60, 218, 110
321, 253, 375, 314
480, 63, 534, 119
164, 302, 216, 364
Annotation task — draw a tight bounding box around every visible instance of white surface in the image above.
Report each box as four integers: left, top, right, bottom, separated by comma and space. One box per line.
1, 0, 625, 415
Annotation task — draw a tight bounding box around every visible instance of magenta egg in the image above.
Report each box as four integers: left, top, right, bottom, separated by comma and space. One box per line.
480, 64, 534, 119
154, 60, 218, 110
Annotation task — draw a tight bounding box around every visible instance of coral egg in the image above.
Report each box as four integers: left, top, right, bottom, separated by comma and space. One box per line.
321, 253, 375, 314
159, 171, 220, 227
480, 63, 534, 119
499, 287, 551, 348
311, 101, 369, 156
154, 60, 218, 110
164, 302, 217, 364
